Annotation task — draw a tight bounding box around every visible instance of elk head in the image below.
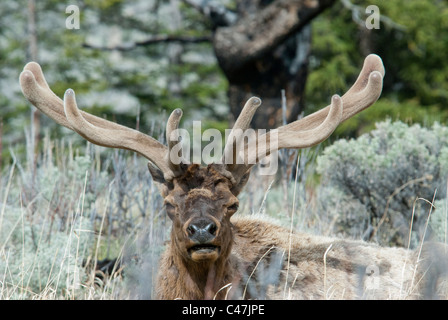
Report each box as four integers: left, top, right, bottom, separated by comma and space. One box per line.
19, 54, 384, 269
156, 163, 244, 264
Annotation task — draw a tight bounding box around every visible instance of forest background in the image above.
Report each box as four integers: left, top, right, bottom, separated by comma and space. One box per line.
1, 0, 448, 299
1, 0, 447, 158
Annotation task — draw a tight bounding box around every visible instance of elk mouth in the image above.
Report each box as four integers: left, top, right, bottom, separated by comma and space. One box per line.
188, 244, 220, 261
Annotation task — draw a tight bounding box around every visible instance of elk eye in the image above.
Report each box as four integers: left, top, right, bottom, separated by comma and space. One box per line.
165, 202, 175, 210
165, 202, 176, 217
227, 203, 239, 212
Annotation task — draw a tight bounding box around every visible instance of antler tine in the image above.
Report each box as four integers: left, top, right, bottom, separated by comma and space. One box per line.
20, 63, 74, 130
229, 95, 343, 180
20, 62, 176, 181
222, 97, 261, 169
165, 108, 185, 176
229, 97, 262, 132
227, 54, 385, 182
63, 89, 175, 180
267, 94, 343, 151
20, 62, 128, 131
278, 54, 384, 133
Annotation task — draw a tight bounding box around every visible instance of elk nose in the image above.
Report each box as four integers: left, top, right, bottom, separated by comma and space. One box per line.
187, 221, 217, 244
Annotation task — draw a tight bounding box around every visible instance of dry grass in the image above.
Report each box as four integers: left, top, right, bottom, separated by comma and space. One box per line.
0, 129, 319, 299
1, 128, 447, 300
0, 131, 169, 299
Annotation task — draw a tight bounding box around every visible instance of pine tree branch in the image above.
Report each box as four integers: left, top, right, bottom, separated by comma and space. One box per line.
340, 0, 407, 31
181, 0, 237, 27
213, 0, 336, 76
83, 34, 212, 51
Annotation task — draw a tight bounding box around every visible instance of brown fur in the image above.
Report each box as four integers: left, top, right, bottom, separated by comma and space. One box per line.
155, 164, 448, 300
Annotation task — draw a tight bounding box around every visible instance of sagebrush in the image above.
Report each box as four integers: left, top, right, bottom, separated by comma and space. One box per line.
316, 120, 448, 247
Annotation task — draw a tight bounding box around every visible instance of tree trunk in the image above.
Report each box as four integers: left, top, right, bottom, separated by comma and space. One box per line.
225, 25, 311, 129
27, 0, 40, 156
209, 0, 336, 129
27, 0, 40, 215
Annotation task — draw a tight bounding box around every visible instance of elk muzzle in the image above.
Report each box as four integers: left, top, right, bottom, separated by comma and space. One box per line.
186, 218, 221, 262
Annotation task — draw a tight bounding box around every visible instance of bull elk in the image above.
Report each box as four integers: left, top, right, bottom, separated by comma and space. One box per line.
20, 54, 448, 299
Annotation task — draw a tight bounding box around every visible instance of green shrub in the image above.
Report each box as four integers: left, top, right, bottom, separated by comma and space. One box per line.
316, 120, 448, 248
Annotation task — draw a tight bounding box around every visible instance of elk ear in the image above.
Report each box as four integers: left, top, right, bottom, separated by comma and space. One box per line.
147, 161, 166, 184
230, 170, 251, 196
148, 161, 172, 198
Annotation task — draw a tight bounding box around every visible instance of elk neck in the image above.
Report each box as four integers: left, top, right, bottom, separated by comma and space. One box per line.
170, 234, 236, 299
